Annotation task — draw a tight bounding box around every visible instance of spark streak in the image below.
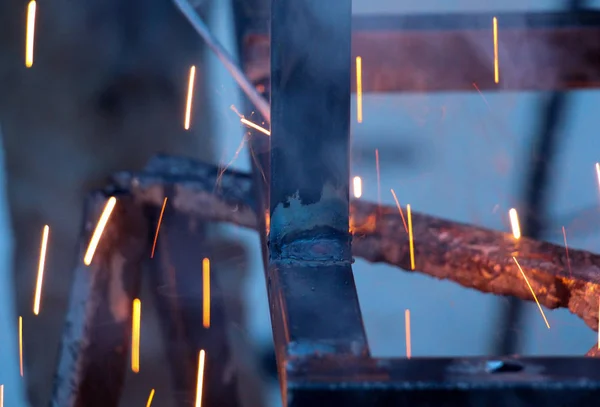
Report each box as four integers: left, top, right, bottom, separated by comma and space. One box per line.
19, 316, 23, 377
512, 257, 550, 329
596, 163, 600, 192
131, 299, 141, 373
195, 350, 206, 407
240, 118, 270, 136
390, 189, 408, 233
0, 384, 3, 407
375, 149, 381, 208
25, 1, 36, 68
405, 309, 411, 359
598, 299, 600, 350
202, 258, 210, 328
184, 66, 196, 130
493, 17, 499, 84
356, 56, 363, 123
353, 176, 362, 199
509, 208, 521, 239
83, 197, 117, 266
146, 389, 155, 407
150, 197, 168, 259
33, 225, 49, 315
562, 226, 572, 278
407, 204, 415, 270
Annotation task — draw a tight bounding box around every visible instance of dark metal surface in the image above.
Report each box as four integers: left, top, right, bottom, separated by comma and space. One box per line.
51, 193, 146, 407
148, 203, 240, 407
243, 10, 600, 92
269, 0, 367, 363
287, 355, 600, 407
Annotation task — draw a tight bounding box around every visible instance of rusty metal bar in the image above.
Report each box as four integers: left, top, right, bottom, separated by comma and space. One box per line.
243, 11, 600, 93
147, 203, 240, 407
51, 192, 146, 407
269, 1, 368, 400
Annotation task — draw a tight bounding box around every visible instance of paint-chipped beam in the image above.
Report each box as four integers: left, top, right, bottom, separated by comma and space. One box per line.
268, 1, 368, 398
51, 193, 146, 407
242, 11, 600, 92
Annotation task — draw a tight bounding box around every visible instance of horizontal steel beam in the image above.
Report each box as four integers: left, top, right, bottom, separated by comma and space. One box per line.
286, 355, 600, 407
242, 11, 600, 92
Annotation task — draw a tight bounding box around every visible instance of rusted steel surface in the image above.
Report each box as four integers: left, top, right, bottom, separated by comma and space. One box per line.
243, 11, 600, 93
148, 205, 240, 407
286, 355, 600, 407
51, 193, 146, 407
112, 156, 600, 335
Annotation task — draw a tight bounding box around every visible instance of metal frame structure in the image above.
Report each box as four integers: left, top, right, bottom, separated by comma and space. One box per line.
49, 0, 600, 406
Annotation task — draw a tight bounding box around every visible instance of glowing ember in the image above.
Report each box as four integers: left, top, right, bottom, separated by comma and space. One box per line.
0, 384, 3, 407
493, 17, 499, 84
150, 197, 168, 259
19, 316, 23, 377
509, 208, 521, 239
241, 118, 270, 136
184, 66, 196, 130
390, 189, 408, 233
203, 258, 210, 328
131, 298, 141, 373
195, 350, 206, 407
512, 257, 550, 329
596, 163, 600, 191
353, 176, 362, 198
356, 56, 363, 123
407, 204, 415, 270
405, 309, 412, 359
25, 1, 36, 68
146, 389, 155, 407
33, 225, 49, 315
83, 197, 117, 266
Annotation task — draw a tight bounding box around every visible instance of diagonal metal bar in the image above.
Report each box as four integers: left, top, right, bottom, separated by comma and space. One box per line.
51, 193, 146, 407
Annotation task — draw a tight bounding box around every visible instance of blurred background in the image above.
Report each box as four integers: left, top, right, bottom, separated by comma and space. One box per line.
1, 0, 600, 406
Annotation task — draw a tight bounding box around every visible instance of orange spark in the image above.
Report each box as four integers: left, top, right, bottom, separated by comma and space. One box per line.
356, 56, 363, 123
353, 176, 362, 198
19, 316, 23, 377
390, 189, 408, 233
146, 389, 155, 407
131, 298, 141, 373
240, 118, 271, 136
407, 204, 415, 270
472, 83, 490, 109
83, 196, 117, 266
375, 149, 381, 208
562, 226, 572, 278
150, 197, 167, 259
202, 258, 210, 328
33, 225, 49, 315
195, 350, 206, 407
509, 208, 521, 239
405, 309, 411, 359
25, 1, 36, 68
598, 299, 600, 350
596, 163, 600, 192
184, 66, 196, 130
0, 384, 3, 407
493, 17, 499, 84
512, 257, 550, 329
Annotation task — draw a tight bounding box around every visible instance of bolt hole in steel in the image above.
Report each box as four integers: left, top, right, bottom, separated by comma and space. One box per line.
485, 360, 524, 374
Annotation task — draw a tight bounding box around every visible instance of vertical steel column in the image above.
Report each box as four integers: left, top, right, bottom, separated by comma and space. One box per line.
268, 0, 368, 391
